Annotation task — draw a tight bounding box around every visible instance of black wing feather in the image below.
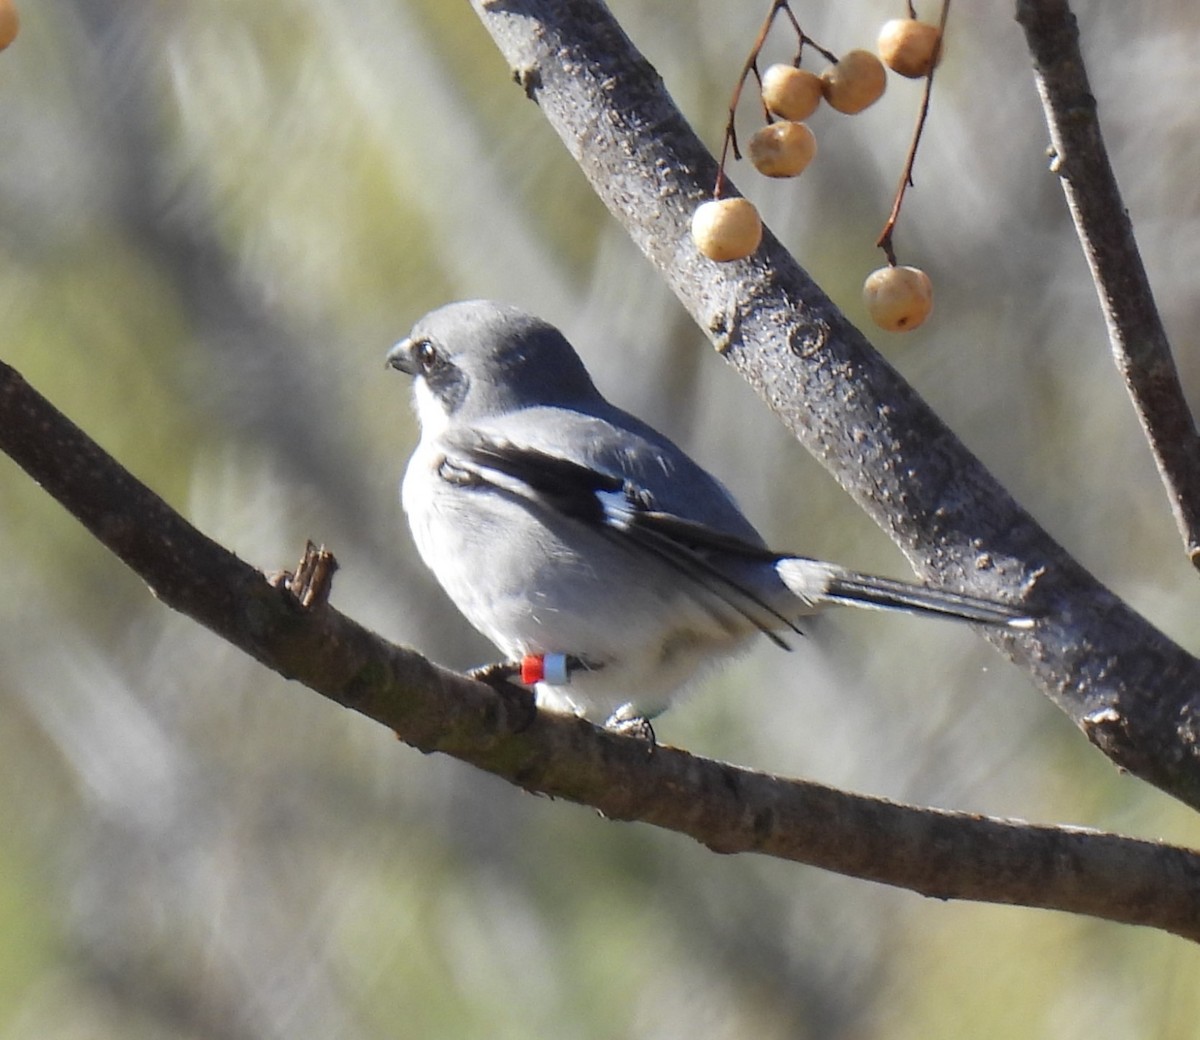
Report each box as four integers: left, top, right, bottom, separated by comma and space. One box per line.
445, 435, 798, 645
451, 435, 621, 523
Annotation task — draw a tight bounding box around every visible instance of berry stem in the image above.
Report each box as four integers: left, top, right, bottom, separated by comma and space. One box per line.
875, 0, 950, 261
715, 0, 834, 198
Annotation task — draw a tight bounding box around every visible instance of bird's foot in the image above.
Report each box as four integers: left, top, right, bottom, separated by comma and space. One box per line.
466, 661, 537, 733
604, 702, 656, 745
467, 660, 521, 685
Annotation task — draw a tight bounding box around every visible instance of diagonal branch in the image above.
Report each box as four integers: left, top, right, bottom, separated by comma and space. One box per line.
1016, 0, 1200, 568
466, 0, 1200, 810
2, 357, 1200, 939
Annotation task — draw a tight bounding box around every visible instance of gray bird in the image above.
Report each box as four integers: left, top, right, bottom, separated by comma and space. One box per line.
388, 300, 1032, 727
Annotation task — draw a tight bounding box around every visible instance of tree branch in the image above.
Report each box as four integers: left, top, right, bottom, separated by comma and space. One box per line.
467, 0, 1200, 810
1015, 0, 1200, 568
3, 357, 1200, 939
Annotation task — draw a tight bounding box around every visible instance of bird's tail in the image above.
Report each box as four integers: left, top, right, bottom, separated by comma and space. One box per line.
775, 557, 1035, 629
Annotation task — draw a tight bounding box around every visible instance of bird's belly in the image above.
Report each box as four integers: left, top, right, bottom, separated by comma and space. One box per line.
403, 468, 754, 718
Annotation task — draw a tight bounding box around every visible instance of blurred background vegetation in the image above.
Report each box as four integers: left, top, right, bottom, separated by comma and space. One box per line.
2, 0, 1200, 1036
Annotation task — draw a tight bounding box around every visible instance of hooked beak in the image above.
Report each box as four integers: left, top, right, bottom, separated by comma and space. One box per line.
385, 337, 414, 374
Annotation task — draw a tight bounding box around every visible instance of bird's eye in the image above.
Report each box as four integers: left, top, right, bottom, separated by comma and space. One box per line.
409, 335, 466, 411
413, 338, 441, 372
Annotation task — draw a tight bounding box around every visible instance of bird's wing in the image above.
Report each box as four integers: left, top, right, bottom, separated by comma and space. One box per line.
440, 431, 800, 646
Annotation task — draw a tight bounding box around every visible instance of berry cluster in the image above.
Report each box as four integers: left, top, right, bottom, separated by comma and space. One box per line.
692, 5, 945, 335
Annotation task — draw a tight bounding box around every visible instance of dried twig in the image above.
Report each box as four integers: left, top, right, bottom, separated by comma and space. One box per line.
1016, 0, 1200, 567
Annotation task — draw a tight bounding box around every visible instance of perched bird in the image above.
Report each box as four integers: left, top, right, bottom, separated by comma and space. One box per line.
388, 300, 1032, 727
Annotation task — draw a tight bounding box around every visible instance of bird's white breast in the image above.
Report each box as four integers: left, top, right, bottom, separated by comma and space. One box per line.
400, 435, 758, 721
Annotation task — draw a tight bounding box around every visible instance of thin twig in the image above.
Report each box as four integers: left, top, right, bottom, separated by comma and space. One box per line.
1016, 0, 1200, 567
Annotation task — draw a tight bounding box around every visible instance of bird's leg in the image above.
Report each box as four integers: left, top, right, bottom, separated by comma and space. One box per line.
470, 654, 601, 687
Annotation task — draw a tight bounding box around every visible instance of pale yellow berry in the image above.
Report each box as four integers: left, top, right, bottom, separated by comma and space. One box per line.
691, 198, 763, 261
863, 265, 933, 332
760, 64, 823, 122
820, 50, 887, 114
0, 0, 19, 51
878, 19, 942, 78
747, 122, 817, 178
